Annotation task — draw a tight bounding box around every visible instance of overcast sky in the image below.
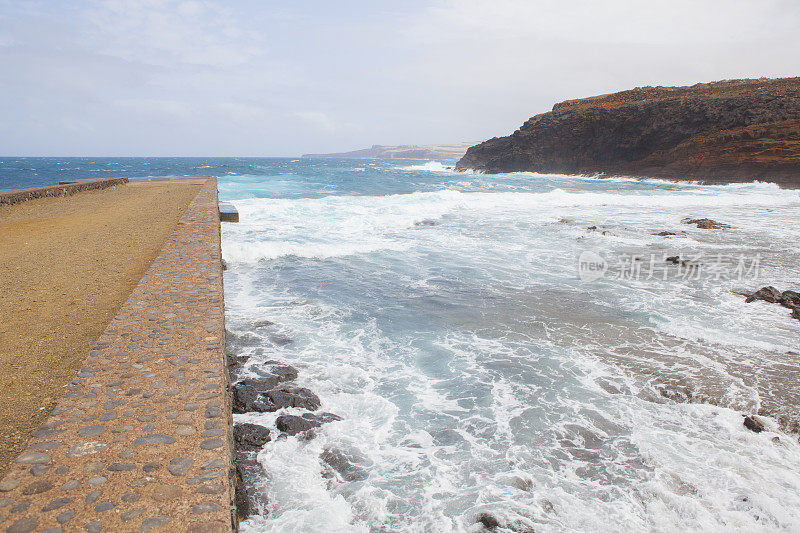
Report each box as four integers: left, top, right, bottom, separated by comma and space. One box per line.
1, 0, 799, 156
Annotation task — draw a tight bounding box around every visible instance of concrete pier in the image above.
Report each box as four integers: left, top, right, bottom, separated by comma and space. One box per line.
0, 178, 235, 532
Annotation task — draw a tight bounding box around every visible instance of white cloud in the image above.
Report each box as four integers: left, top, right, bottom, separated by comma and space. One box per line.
293, 111, 337, 133
84, 0, 265, 67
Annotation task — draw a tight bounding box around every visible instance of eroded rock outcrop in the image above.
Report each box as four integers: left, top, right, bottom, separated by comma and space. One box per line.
456, 77, 800, 185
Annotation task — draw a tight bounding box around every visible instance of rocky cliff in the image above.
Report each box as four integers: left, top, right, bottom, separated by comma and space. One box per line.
456, 77, 800, 186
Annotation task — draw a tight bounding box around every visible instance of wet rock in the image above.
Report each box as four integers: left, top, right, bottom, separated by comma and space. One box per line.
262, 361, 299, 382
665, 256, 692, 266
652, 231, 677, 236
745, 286, 783, 304
269, 334, 293, 346
743, 415, 765, 433
477, 513, 500, 529
234, 384, 321, 414
253, 320, 275, 328
414, 219, 437, 227
276, 412, 342, 436
682, 218, 731, 229
233, 423, 271, 450
264, 386, 321, 411
320, 447, 369, 482
780, 290, 800, 308
234, 452, 266, 520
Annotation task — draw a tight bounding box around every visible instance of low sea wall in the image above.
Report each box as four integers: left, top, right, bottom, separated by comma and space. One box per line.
0, 178, 129, 206
0, 178, 235, 532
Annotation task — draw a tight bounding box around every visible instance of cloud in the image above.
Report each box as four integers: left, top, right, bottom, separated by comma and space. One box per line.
293, 111, 337, 133
84, 0, 265, 67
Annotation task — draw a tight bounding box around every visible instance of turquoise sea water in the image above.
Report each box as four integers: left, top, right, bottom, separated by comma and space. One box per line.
5, 158, 800, 531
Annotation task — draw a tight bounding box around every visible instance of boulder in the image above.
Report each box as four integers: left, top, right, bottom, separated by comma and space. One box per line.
234, 451, 267, 520
743, 415, 765, 433
745, 286, 783, 303
682, 218, 731, 229
233, 423, 271, 450
320, 447, 369, 482
263, 386, 321, 411
476, 513, 500, 530
262, 361, 299, 382
780, 290, 800, 309
276, 412, 342, 436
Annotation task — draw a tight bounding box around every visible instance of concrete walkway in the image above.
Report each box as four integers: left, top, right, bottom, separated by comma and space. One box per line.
0, 179, 234, 532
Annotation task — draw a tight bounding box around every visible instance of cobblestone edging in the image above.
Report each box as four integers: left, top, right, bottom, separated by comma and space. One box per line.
0, 179, 235, 532
0, 178, 129, 206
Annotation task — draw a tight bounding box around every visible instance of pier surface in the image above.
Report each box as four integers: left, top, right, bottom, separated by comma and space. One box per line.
0, 179, 234, 531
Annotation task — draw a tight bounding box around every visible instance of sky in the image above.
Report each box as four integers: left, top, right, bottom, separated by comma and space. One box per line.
1, 0, 799, 156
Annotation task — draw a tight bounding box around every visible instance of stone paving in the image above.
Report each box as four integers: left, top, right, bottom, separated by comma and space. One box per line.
0, 179, 235, 532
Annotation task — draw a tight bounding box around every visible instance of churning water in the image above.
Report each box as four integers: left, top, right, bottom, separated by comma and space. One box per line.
219, 158, 800, 532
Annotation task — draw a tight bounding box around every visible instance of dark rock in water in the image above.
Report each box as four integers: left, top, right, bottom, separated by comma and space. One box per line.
476, 513, 500, 530
276, 415, 316, 436
743, 415, 765, 433
780, 290, 800, 308
745, 286, 783, 304
276, 412, 342, 436
262, 361, 299, 382
235, 384, 322, 414
587, 226, 597, 231
269, 334, 293, 347
682, 218, 731, 229
233, 423, 271, 450
792, 307, 800, 321
253, 320, 275, 328
665, 256, 695, 267
414, 219, 437, 227
226, 329, 263, 349
264, 386, 321, 411
320, 447, 369, 482
653, 231, 677, 236
234, 451, 267, 520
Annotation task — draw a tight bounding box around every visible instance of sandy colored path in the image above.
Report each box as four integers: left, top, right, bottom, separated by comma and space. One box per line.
0, 180, 203, 474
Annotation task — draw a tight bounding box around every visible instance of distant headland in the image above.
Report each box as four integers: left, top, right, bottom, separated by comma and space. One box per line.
456, 77, 800, 186
302, 142, 474, 161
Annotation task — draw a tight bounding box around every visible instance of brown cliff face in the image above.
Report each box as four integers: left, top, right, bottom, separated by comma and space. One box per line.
456, 78, 800, 186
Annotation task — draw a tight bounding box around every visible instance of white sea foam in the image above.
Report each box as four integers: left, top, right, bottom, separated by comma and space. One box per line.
224, 165, 800, 532
399, 161, 455, 172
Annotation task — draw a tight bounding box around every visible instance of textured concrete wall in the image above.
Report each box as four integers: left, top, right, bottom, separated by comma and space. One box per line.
0, 179, 235, 532
0, 178, 129, 206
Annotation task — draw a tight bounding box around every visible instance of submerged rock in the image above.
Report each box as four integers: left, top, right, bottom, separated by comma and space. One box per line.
743, 415, 765, 433
233, 423, 271, 450
682, 218, 731, 229
276, 412, 342, 436
320, 447, 369, 482
476, 513, 500, 530
253, 320, 275, 328
652, 230, 677, 236
262, 361, 299, 382
414, 219, 438, 227
780, 290, 800, 309
269, 334, 293, 347
745, 286, 783, 303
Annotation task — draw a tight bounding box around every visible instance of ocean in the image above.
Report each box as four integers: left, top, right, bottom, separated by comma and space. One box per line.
4, 157, 800, 531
